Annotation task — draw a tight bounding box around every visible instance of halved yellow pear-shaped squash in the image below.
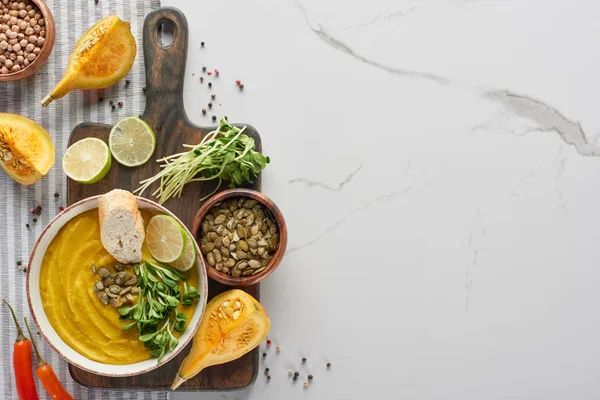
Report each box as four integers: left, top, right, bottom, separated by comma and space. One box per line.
41, 15, 136, 106
0, 114, 54, 185
172, 290, 270, 390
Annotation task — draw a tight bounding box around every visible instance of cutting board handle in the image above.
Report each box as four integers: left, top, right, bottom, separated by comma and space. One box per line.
141, 7, 189, 126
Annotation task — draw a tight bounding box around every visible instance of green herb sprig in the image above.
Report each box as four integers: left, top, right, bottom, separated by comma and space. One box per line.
118, 261, 200, 362
134, 118, 270, 204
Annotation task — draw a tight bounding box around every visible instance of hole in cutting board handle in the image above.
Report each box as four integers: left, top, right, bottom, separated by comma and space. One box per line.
157, 18, 175, 48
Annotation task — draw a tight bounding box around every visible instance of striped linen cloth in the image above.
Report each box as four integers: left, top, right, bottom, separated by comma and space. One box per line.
0, 0, 167, 399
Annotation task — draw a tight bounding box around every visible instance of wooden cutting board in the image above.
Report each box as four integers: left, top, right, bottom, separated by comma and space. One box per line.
67, 6, 260, 391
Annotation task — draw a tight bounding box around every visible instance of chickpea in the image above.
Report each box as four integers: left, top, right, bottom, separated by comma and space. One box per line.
5, 58, 13, 68
1, 66, 8, 74
11, 64, 21, 72
26, 52, 34, 61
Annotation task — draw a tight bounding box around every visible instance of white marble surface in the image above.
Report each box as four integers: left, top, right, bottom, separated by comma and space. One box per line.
165, 0, 600, 399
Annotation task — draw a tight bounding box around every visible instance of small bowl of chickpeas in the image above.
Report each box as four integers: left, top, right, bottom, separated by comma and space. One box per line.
0, 0, 54, 81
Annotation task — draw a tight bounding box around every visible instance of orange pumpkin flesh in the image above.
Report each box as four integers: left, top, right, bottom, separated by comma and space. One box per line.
0, 114, 54, 185
41, 15, 136, 106
172, 290, 270, 390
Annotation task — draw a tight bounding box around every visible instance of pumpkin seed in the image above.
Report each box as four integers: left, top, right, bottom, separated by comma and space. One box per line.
207, 252, 216, 266
125, 293, 135, 303
109, 285, 122, 294
252, 266, 267, 275
97, 267, 110, 278
98, 291, 109, 305
120, 286, 132, 295
105, 288, 118, 298
201, 243, 215, 254
130, 287, 140, 295
199, 197, 279, 278
109, 297, 119, 307
114, 263, 125, 272
103, 276, 115, 287
90, 264, 96, 274
94, 280, 104, 292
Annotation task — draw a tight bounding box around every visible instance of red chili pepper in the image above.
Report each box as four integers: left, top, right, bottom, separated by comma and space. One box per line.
3, 300, 39, 400
214, 69, 219, 76
24, 318, 73, 400
266, 339, 272, 346
207, 71, 212, 76
235, 80, 241, 86
58, 206, 64, 212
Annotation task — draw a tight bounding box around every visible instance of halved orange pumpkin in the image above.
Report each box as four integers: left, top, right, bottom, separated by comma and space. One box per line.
0, 114, 54, 185
172, 290, 270, 390
42, 15, 136, 106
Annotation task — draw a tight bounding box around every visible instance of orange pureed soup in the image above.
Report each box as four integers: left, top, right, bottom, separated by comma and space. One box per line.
40, 209, 198, 364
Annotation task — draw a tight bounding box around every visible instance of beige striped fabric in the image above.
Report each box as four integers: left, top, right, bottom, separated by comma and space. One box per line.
0, 0, 167, 399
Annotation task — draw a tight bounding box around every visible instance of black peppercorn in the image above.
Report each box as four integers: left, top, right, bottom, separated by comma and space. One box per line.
36, 205, 42, 212
125, 80, 130, 86
202, 108, 206, 114
208, 82, 212, 88
25, 223, 29, 229
327, 362, 331, 368
308, 374, 313, 380
212, 115, 217, 122
109, 100, 113, 105
16, 261, 21, 266
111, 105, 116, 111
94, 0, 99, 3
266, 375, 271, 381
262, 352, 267, 358
211, 94, 216, 99
265, 368, 270, 374
99, 97, 104, 102
302, 357, 307, 363
208, 102, 212, 108
142, 86, 147, 94
294, 371, 299, 377
202, 66, 207, 72
118, 102, 123, 108
201, 41, 205, 47
293, 376, 298, 381
239, 83, 245, 90
22, 268, 27, 273
32, 218, 37, 222
54, 192, 59, 198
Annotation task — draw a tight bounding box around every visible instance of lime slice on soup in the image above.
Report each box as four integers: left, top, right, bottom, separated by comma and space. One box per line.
146, 215, 185, 263
170, 232, 196, 272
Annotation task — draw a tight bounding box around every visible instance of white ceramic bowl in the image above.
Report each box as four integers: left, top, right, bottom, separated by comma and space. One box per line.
26, 195, 208, 377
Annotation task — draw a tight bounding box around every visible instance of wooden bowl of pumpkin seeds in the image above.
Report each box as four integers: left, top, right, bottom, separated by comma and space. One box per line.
192, 188, 287, 286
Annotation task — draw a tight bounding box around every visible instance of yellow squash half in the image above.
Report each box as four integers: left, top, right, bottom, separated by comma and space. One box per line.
0, 114, 54, 185
172, 290, 270, 390
42, 15, 136, 106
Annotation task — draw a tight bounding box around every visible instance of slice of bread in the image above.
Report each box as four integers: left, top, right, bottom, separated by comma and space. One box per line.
98, 189, 145, 264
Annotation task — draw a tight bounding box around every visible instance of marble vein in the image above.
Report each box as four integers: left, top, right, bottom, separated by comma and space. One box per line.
287, 165, 363, 191
287, 187, 413, 254
483, 90, 600, 157
553, 150, 567, 214
294, 0, 451, 86
511, 165, 541, 197
464, 212, 486, 312
342, 7, 418, 30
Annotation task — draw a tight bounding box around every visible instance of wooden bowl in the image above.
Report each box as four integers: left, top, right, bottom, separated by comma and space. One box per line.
192, 188, 288, 287
0, 0, 55, 82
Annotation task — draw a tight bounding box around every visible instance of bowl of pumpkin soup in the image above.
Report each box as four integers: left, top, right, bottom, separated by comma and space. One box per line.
26, 195, 208, 377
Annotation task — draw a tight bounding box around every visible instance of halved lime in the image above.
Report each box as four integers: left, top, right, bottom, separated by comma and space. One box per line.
170, 231, 197, 272
109, 116, 156, 167
62, 138, 111, 184
146, 214, 185, 263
